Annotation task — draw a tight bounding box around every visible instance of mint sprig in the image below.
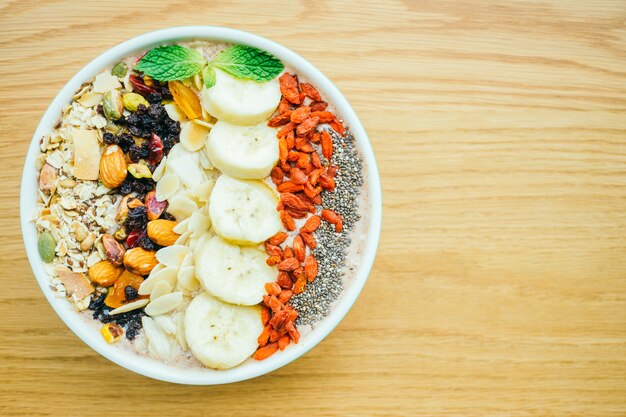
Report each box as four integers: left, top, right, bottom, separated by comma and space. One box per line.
213, 45, 284, 82
134, 45, 205, 81
134, 44, 284, 88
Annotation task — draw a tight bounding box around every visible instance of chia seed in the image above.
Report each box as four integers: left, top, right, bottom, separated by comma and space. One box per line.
289, 129, 364, 325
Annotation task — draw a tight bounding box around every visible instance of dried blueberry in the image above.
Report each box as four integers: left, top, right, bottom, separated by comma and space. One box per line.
124, 285, 138, 301
138, 235, 158, 251
103, 132, 117, 145
128, 144, 142, 162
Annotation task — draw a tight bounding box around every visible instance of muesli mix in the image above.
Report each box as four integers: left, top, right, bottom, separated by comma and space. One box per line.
34, 41, 364, 369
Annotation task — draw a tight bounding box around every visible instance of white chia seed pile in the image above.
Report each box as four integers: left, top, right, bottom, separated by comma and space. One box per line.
290, 130, 364, 325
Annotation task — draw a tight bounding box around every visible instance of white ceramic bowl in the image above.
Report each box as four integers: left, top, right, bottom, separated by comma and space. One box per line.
20, 26, 382, 384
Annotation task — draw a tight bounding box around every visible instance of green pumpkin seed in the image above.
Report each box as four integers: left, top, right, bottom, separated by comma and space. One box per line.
38, 232, 56, 263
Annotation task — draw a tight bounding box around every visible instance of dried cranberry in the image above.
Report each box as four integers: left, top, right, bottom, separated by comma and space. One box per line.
126, 230, 141, 248
129, 74, 158, 97
160, 212, 176, 221
148, 133, 163, 164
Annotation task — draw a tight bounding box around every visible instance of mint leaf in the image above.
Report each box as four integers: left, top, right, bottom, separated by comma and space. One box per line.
135, 45, 206, 81
203, 65, 216, 88
213, 45, 284, 82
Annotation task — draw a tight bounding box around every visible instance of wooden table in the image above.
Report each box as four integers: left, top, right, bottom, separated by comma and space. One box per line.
1, 1, 625, 415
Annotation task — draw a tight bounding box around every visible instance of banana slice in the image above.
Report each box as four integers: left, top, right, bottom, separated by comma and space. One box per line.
201, 68, 281, 126
195, 235, 277, 305
209, 175, 281, 244
185, 292, 263, 369
205, 120, 279, 179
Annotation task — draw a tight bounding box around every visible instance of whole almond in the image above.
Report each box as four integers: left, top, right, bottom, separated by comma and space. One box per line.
147, 219, 180, 246
99, 145, 127, 188
124, 247, 158, 276
88, 260, 124, 287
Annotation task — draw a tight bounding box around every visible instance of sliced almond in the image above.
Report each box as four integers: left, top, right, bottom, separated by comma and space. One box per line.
145, 292, 183, 316
177, 266, 199, 291
187, 211, 210, 236
78, 91, 103, 107
174, 230, 192, 246
155, 174, 180, 202
163, 102, 186, 122
150, 279, 172, 301
152, 155, 167, 182
92, 72, 122, 93
172, 217, 190, 234
142, 316, 171, 359
189, 179, 214, 203
167, 194, 197, 220
154, 315, 177, 334
175, 314, 188, 350
180, 121, 209, 152
138, 266, 178, 295
156, 245, 189, 268
109, 298, 150, 315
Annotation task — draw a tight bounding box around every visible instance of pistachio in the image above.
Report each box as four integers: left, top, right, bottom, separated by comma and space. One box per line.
80, 232, 96, 252
111, 62, 128, 78
115, 195, 131, 223
103, 89, 123, 121
114, 227, 127, 241
122, 93, 150, 112
38, 232, 56, 263
102, 234, 125, 266
128, 163, 152, 179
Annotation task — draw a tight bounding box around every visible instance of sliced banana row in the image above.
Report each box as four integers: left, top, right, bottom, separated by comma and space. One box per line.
143, 70, 285, 368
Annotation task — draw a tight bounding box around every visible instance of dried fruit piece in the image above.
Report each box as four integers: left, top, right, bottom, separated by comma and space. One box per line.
301, 215, 321, 233
300, 83, 322, 101
258, 324, 272, 346
168, 81, 202, 119
321, 209, 342, 226
290, 106, 311, 123
278, 121, 297, 138
309, 101, 328, 112
38, 232, 56, 263
278, 289, 293, 304
264, 282, 282, 296
277, 181, 304, 193
287, 208, 307, 219
124, 247, 158, 276
253, 342, 279, 360
289, 167, 307, 185
278, 334, 291, 350
296, 116, 319, 137
148, 133, 164, 165
147, 219, 179, 246
280, 210, 295, 231
278, 98, 291, 113
278, 137, 288, 163
304, 255, 318, 282
268, 112, 292, 127
280, 193, 309, 212
145, 190, 167, 221
283, 246, 294, 259
327, 164, 339, 178
319, 174, 336, 190
88, 260, 124, 287
293, 235, 305, 262
279, 73, 301, 104
104, 270, 144, 308
264, 243, 283, 258
300, 232, 316, 249
266, 233, 286, 247
292, 274, 306, 295
321, 131, 333, 160
266, 255, 281, 266
101, 323, 124, 343
261, 306, 271, 326
127, 198, 144, 209
270, 167, 284, 185
287, 322, 300, 343
277, 257, 300, 271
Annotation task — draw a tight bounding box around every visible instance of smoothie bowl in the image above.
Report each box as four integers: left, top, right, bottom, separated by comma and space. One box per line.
20, 27, 381, 384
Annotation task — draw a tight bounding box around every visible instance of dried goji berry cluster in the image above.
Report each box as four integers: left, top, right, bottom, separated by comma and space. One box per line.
253, 73, 346, 360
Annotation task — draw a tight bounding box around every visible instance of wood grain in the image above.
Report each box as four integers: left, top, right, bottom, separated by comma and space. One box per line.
1, 0, 626, 415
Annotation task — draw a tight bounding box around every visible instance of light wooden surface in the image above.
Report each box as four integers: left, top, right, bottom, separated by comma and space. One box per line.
1, 0, 626, 415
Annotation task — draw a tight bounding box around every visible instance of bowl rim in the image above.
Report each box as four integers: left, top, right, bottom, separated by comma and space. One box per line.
20, 26, 382, 385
